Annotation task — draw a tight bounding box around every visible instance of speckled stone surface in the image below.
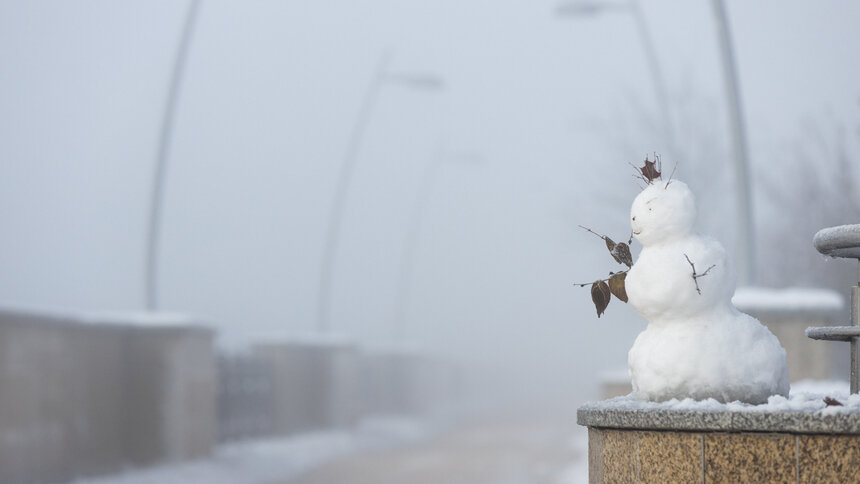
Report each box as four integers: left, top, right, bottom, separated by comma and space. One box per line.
704, 433, 796, 483
578, 405, 860, 435
638, 430, 701, 483
582, 401, 860, 483
586, 428, 860, 483
587, 429, 702, 483
601, 429, 638, 483
798, 434, 860, 482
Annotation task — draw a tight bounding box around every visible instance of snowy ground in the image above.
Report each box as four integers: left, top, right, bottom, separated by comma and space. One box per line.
284, 416, 587, 484
73, 418, 438, 484
74, 413, 588, 484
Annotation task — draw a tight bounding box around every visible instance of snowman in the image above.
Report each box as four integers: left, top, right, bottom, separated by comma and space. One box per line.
625, 179, 789, 404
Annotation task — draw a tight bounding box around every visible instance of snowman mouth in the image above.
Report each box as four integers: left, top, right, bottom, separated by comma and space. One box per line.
633, 230, 642, 235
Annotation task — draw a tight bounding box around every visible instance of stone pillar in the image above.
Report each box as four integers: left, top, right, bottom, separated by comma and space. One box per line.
579, 402, 860, 483
360, 348, 435, 416
254, 338, 360, 435
122, 324, 217, 465
216, 353, 275, 442
0, 309, 216, 483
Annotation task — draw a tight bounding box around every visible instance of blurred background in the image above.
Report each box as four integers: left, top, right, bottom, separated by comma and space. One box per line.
0, 0, 858, 483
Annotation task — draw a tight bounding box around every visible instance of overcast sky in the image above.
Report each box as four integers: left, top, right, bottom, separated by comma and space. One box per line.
1, 0, 858, 398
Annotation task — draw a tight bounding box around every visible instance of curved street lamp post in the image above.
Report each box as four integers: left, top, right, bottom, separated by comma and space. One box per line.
316, 53, 445, 333
145, 0, 202, 311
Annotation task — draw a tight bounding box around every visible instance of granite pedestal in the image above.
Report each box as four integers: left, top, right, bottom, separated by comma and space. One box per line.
579, 399, 860, 483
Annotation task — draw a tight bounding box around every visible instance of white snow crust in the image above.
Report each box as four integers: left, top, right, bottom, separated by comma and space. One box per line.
587, 379, 857, 416
247, 331, 355, 348
0, 305, 202, 328
625, 181, 789, 404
81, 311, 202, 328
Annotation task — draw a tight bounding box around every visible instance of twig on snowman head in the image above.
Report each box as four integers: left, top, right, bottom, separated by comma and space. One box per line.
664, 161, 678, 189
628, 162, 650, 185
683, 253, 716, 295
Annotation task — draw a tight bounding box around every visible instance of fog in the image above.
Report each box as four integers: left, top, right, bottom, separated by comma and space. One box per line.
1, 0, 859, 445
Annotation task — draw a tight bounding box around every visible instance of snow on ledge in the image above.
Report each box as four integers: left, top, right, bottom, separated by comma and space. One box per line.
583, 380, 857, 416
81, 311, 204, 328
732, 286, 843, 314
249, 331, 355, 348
0, 304, 207, 329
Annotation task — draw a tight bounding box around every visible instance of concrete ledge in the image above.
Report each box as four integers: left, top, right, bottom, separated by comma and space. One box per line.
578, 405, 860, 435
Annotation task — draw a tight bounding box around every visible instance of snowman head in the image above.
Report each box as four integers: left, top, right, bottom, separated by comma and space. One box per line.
630, 180, 696, 246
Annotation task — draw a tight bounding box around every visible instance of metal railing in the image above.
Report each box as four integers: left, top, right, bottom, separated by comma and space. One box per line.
806, 224, 860, 393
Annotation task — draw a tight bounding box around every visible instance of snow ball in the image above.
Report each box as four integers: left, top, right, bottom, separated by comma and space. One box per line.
630, 180, 696, 247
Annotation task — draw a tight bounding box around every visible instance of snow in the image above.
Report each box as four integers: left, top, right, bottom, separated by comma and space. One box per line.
247, 331, 355, 348
362, 341, 431, 356
584, 379, 858, 416
625, 181, 789, 404
732, 287, 843, 313
73, 417, 435, 484
81, 311, 203, 328
0, 305, 203, 328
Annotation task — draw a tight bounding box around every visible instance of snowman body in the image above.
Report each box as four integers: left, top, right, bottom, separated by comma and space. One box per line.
625, 181, 789, 404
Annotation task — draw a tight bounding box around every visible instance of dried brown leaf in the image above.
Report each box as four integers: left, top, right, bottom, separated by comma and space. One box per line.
640, 156, 661, 183
591, 281, 611, 318
824, 396, 843, 406
608, 272, 628, 303
604, 236, 616, 253
612, 242, 633, 268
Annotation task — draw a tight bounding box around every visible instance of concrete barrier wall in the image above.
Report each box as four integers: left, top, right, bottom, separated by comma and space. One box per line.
223, 344, 462, 438
0, 308, 464, 483
0, 309, 216, 484
254, 341, 360, 435
0, 313, 125, 483
217, 354, 275, 442
360, 350, 433, 416
362, 350, 465, 417
123, 326, 217, 466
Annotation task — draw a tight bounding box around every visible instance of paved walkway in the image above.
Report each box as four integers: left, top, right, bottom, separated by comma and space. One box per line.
284, 415, 587, 484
